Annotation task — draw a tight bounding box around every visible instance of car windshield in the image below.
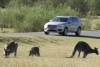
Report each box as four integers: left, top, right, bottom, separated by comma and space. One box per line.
52, 17, 68, 22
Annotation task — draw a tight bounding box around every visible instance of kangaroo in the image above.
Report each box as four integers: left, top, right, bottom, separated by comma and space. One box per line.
4, 41, 18, 57
29, 47, 40, 57
70, 41, 99, 58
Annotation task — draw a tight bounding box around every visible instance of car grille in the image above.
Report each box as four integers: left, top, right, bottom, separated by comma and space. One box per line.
58, 29, 62, 31
48, 25, 57, 30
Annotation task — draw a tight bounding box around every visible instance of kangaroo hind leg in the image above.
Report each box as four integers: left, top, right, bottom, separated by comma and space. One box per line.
83, 52, 87, 58
78, 51, 81, 57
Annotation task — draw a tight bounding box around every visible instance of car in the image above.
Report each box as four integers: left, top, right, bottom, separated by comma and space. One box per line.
44, 15, 82, 36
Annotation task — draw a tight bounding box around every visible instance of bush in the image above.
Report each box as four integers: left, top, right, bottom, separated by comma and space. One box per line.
0, 5, 80, 32
94, 22, 100, 30
81, 19, 91, 30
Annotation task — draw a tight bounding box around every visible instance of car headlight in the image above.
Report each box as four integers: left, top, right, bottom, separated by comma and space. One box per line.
57, 25, 64, 27
44, 23, 48, 28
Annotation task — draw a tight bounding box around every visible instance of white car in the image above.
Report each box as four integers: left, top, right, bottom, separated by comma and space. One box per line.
44, 15, 82, 36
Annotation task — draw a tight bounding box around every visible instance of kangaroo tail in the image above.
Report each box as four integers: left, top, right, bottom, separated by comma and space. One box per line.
70, 46, 77, 58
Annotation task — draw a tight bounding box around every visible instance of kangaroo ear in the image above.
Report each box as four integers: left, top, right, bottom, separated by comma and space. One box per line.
94, 47, 98, 50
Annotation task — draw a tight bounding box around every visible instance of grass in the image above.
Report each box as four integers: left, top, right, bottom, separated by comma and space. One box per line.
0, 28, 14, 33
0, 35, 100, 67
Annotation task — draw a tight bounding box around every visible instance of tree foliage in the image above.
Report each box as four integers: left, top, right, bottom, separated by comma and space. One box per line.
86, 0, 100, 15
0, 0, 10, 8
0, 0, 100, 32
0, 0, 100, 16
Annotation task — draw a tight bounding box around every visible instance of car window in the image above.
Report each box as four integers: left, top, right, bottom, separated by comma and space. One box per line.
68, 17, 72, 22
52, 17, 68, 22
72, 17, 79, 22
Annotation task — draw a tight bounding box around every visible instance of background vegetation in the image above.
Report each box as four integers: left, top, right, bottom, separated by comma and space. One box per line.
0, 0, 100, 32
0, 35, 100, 67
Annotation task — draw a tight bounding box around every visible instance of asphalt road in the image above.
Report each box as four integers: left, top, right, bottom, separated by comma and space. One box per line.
0, 31, 100, 37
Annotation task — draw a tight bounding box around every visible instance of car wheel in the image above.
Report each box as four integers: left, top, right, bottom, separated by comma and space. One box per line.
44, 32, 50, 35
75, 28, 81, 36
63, 28, 68, 36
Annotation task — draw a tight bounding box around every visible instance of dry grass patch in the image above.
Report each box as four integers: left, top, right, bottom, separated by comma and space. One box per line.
0, 35, 100, 67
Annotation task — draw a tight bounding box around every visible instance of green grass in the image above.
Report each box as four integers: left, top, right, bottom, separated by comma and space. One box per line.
0, 35, 100, 67
0, 28, 14, 33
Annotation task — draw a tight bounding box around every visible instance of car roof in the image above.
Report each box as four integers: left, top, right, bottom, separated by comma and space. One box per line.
56, 15, 78, 18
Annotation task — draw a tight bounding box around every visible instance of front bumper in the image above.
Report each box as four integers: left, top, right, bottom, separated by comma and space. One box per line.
44, 27, 64, 33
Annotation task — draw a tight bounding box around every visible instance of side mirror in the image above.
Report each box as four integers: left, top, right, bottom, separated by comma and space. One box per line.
68, 21, 72, 24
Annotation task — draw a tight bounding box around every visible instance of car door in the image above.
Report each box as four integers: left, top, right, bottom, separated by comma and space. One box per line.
67, 17, 74, 32
72, 17, 79, 31
67, 17, 79, 32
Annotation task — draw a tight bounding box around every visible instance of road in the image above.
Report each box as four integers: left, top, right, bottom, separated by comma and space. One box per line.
0, 31, 100, 37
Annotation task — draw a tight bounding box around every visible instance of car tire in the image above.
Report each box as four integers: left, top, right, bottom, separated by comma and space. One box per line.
63, 28, 68, 36
44, 32, 50, 35
75, 28, 81, 36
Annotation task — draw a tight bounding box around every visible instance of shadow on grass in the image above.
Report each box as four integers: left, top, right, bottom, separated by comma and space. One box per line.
54, 34, 100, 39
66, 57, 71, 58
70, 35, 100, 39
68, 35, 100, 39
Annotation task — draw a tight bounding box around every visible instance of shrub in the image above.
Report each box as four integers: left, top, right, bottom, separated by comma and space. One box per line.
81, 19, 91, 30
0, 5, 80, 32
94, 22, 100, 30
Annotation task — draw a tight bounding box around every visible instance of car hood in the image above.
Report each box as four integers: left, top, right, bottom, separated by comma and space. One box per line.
46, 22, 67, 25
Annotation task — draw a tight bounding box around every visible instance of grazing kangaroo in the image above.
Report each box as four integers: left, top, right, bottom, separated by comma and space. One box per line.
70, 41, 99, 58
4, 41, 18, 57
29, 47, 40, 57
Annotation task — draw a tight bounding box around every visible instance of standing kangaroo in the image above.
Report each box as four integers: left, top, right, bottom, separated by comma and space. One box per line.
70, 41, 99, 58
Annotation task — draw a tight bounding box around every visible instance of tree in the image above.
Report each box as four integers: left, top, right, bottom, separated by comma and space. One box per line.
0, 0, 10, 8
86, 0, 100, 16
67, 0, 88, 15
47, 0, 67, 7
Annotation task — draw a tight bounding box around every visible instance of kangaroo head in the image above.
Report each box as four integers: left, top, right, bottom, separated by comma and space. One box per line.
4, 48, 10, 57
94, 47, 99, 55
